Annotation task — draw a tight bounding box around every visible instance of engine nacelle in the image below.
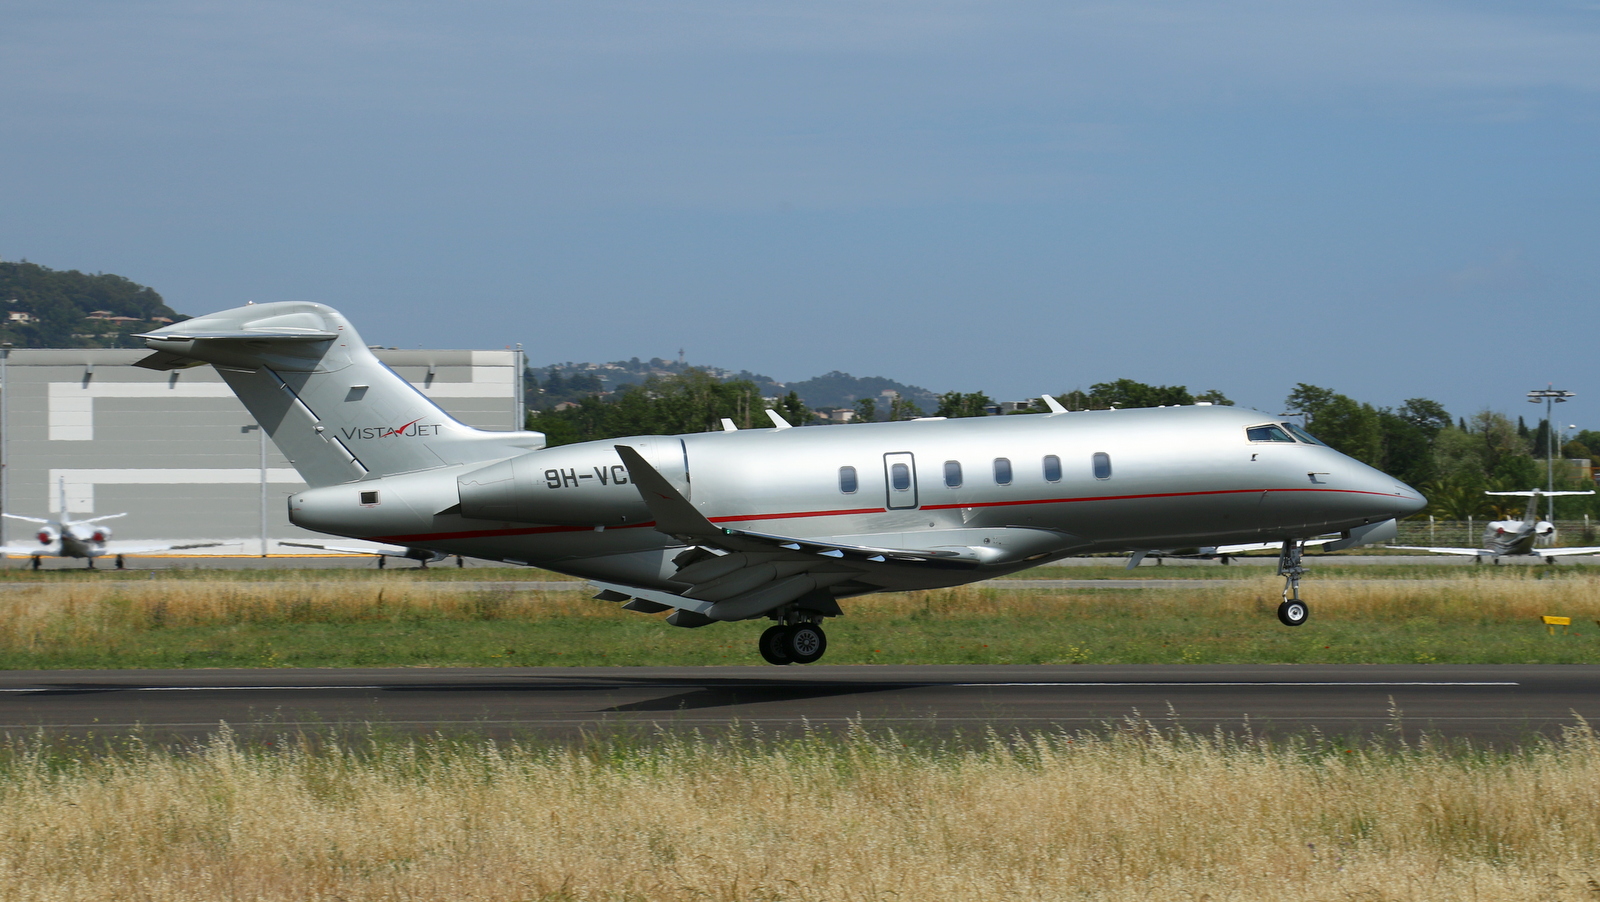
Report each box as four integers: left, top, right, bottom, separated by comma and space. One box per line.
458, 444, 655, 526
36, 527, 57, 546
90, 527, 111, 543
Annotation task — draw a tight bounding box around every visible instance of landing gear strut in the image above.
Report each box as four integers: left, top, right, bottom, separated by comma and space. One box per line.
757, 618, 829, 665
1276, 539, 1309, 627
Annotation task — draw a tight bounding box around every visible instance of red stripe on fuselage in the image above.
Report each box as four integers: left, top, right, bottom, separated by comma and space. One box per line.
368, 487, 1401, 545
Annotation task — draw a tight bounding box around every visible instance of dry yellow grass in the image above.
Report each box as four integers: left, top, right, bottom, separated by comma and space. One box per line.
1, 725, 1600, 900
845, 570, 1600, 623
8, 568, 1597, 628
0, 576, 601, 637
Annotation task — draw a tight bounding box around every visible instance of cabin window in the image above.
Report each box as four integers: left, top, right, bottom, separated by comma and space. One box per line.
944, 460, 962, 488
359, 490, 380, 506
1043, 454, 1062, 483
1246, 424, 1295, 443
1282, 422, 1323, 445
890, 463, 911, 491
993, 457, 1012, 485
839, 466, 858, 494
1092, 452, 1112, 480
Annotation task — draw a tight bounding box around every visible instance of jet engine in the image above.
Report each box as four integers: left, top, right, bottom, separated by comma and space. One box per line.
89, 526, 112, 543
457, 445, 654, 526
36, 527, 57, 546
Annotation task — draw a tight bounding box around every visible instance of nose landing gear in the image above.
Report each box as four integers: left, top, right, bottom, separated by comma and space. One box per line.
1277, 539, 1309, 627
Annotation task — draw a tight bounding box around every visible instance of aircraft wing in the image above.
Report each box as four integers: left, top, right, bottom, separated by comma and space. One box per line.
104, 541, 232, 554
1384, 545, 1488, 556
281, 541, 447, 562
606, 445, 1079, 624
1534, 547, 1600, 558
1, 513, 49, 525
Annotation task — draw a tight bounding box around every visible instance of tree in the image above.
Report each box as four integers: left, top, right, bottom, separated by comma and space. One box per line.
934, 391, 993, 418
1284, 384, 1382, 466
1086, 379, 1194, 409
775, 391, 810, 427
1375, 398, 1451, 487
852, 397, 878, 423
1194, 389, 1233, 406
526, 368, 769, 445
888, 393, 925, 421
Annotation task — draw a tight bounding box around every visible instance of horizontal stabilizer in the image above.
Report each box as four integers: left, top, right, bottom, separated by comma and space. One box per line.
132, 328, 338, 342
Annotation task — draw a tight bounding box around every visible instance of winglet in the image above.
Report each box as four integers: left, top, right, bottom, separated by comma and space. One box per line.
765, 409, 793, 429
1040, 394, 1067, 414
614, 445, 723, 541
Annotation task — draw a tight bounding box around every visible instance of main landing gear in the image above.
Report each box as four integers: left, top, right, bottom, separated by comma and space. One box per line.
1277, 539, 1309, 627
758, 620, 828, 665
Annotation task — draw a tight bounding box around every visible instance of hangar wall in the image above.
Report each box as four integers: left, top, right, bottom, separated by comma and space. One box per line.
0, 348, 525, 554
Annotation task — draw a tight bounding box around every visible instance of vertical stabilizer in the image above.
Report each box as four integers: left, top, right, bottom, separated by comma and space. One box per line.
136, 302, 543, 487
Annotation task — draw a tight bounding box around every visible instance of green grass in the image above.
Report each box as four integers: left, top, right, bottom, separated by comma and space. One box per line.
1, 572, 1598, 668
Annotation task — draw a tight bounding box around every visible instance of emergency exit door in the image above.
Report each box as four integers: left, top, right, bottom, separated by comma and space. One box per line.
883, 452, 918, 510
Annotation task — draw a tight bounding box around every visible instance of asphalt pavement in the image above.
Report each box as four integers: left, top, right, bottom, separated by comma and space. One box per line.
1, 664, 1591, 745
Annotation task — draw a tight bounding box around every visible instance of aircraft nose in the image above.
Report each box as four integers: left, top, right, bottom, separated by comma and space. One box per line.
1392, 480, 1427, 518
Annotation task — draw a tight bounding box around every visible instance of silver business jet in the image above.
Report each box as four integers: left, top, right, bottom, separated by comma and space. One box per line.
1389, 489, 1600, 564
137, 303, 1425, 664
2, 478, 226, 569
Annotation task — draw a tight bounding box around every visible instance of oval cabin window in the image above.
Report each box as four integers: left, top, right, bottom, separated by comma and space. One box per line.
1092, 452, 1112, 480
891, 463, 911, 491
1043, 455, 1061, 483
993, 458, 1012, 486
944, 460, 963, 488
839, 466, 858, 494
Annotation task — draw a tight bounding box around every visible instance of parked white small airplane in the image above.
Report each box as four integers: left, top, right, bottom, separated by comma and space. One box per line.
1, 479, 228, 569
1389, 489, 1600, 563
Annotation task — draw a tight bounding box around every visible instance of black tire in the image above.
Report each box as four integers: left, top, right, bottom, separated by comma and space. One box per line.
1277, 600, 1308, 627
784, 623, 827, 664
758, 625, 792, 665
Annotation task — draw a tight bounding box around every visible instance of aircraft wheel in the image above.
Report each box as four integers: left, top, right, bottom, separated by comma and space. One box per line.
30, 557, 40, 571
1277, 600, 1309, 627
758, 625, 792, 665
784, 623, 828, 664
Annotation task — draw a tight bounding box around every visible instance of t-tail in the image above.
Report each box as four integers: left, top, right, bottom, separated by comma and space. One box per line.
136, 302, 544, 487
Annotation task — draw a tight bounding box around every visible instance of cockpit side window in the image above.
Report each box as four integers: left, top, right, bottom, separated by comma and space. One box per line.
1282, 423, 1323, 445
1246, 424, 1295, 443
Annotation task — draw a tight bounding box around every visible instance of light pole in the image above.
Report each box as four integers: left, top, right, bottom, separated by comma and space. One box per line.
0, 341, 10, 555
1528, 385, 1575, 522
242, 424, 267, 556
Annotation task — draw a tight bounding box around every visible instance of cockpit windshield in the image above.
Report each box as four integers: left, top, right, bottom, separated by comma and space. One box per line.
1281, 423, 1323, 445
1246, 424, 1295, 443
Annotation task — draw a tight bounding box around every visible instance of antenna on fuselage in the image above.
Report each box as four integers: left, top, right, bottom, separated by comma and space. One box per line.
1040, 395, 1067, 414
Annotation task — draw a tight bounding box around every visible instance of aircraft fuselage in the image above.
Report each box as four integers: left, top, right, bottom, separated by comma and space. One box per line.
289, 405, 1422, 593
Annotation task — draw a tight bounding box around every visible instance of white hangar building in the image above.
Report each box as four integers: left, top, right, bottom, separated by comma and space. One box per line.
0, 347, 527, 556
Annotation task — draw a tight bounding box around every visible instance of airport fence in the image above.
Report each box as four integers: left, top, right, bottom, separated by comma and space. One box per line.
1393, 517, 1598, 549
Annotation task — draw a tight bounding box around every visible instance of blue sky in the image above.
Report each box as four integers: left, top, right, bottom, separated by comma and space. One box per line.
3, 1, 1598, 425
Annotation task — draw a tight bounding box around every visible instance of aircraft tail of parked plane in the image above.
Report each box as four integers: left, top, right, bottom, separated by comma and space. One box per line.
135, 302, 546, 487
1389, 488, 1600, 563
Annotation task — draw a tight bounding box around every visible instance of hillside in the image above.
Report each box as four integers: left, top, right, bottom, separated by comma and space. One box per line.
0, 261, 185, 348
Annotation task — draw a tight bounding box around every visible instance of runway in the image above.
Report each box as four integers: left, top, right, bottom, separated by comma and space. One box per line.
1, 664, 1593, 745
